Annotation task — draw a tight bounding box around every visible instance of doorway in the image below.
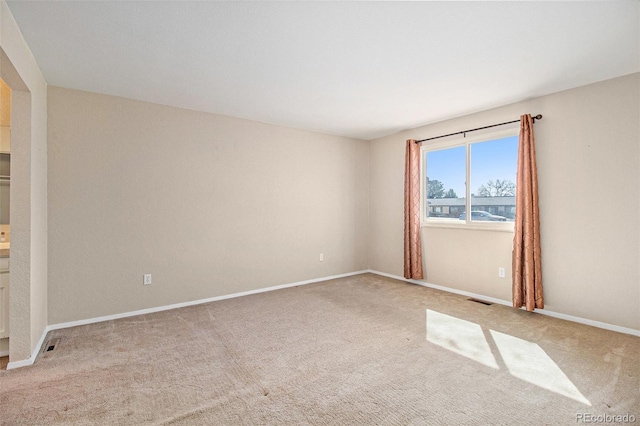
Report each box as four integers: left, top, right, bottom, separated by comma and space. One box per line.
0, 77, 10, 367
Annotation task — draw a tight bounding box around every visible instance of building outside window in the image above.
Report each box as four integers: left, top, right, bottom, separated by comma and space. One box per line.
422, 129, 518, 229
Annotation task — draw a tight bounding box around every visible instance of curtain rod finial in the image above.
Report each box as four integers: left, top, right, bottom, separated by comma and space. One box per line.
533, 114, 542, 121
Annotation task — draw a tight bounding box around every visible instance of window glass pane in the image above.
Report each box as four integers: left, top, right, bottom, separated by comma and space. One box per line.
470, 136, 518, 222
425, 146, 466, 220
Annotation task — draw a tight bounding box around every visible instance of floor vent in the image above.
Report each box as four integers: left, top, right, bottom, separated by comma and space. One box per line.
468, 298, 493, 306
43, 338, 60, 353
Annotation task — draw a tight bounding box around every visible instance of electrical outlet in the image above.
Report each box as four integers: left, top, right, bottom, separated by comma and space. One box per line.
498, 267, 505, 278
143, 274, 152, 285
319, 253, 324, 262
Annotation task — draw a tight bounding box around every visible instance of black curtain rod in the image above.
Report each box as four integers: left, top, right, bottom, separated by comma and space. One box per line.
415, 114, 542, 143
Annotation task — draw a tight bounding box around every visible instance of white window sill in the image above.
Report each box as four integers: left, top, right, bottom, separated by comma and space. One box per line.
421, 220, 515, 233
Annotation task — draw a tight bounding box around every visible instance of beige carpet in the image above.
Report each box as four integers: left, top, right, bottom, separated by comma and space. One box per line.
0, 273, 638, 425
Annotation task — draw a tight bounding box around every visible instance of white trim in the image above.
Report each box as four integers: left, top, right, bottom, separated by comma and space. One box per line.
0, 350, 8, 357
47, 270, 368, 332
421, 128, 519, 228
367, 269, 640, 337
6, 325, 49, 370
7, 268, 637, 369
421, 220, 515, 233
7, 270, 367, 368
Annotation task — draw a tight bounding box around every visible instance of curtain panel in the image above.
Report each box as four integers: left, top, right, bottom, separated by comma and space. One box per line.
512, 114, 544, 311
404, 139, 424, 279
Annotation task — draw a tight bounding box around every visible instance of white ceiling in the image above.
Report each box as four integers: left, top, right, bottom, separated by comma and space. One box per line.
6, 1, 639, 140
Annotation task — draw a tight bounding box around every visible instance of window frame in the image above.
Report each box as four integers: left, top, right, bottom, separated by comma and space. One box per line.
420, 127, 518, 232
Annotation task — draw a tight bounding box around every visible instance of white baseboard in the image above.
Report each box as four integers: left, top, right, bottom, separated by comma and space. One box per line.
7, 268, 637, 369
6, 325, 49, 370
366, 269, 640, 337
48, 270, 369, 332
6, 270, 369, 369
0, 350, 8, 357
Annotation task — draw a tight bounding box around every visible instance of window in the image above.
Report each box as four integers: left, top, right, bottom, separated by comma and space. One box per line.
421, 129, 518, 230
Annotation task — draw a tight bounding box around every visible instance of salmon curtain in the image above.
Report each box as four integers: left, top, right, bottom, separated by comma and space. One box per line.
512, 114, 543, 311
404, 139, 423, 279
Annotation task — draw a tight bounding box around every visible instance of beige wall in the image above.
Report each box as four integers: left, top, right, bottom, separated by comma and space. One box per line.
0, 77, 10, 230
49, 75, 639, 331
47, 87, 369, 324
369, 73, 640, 331
0, 76, 9, 125
1, 0, 48, 363
6, 0, 637, 349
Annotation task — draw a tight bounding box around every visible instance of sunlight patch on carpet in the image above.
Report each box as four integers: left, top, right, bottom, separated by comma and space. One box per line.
490, 330, 591, 406
426, 309, 591, 406
425, 310, 498, 369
